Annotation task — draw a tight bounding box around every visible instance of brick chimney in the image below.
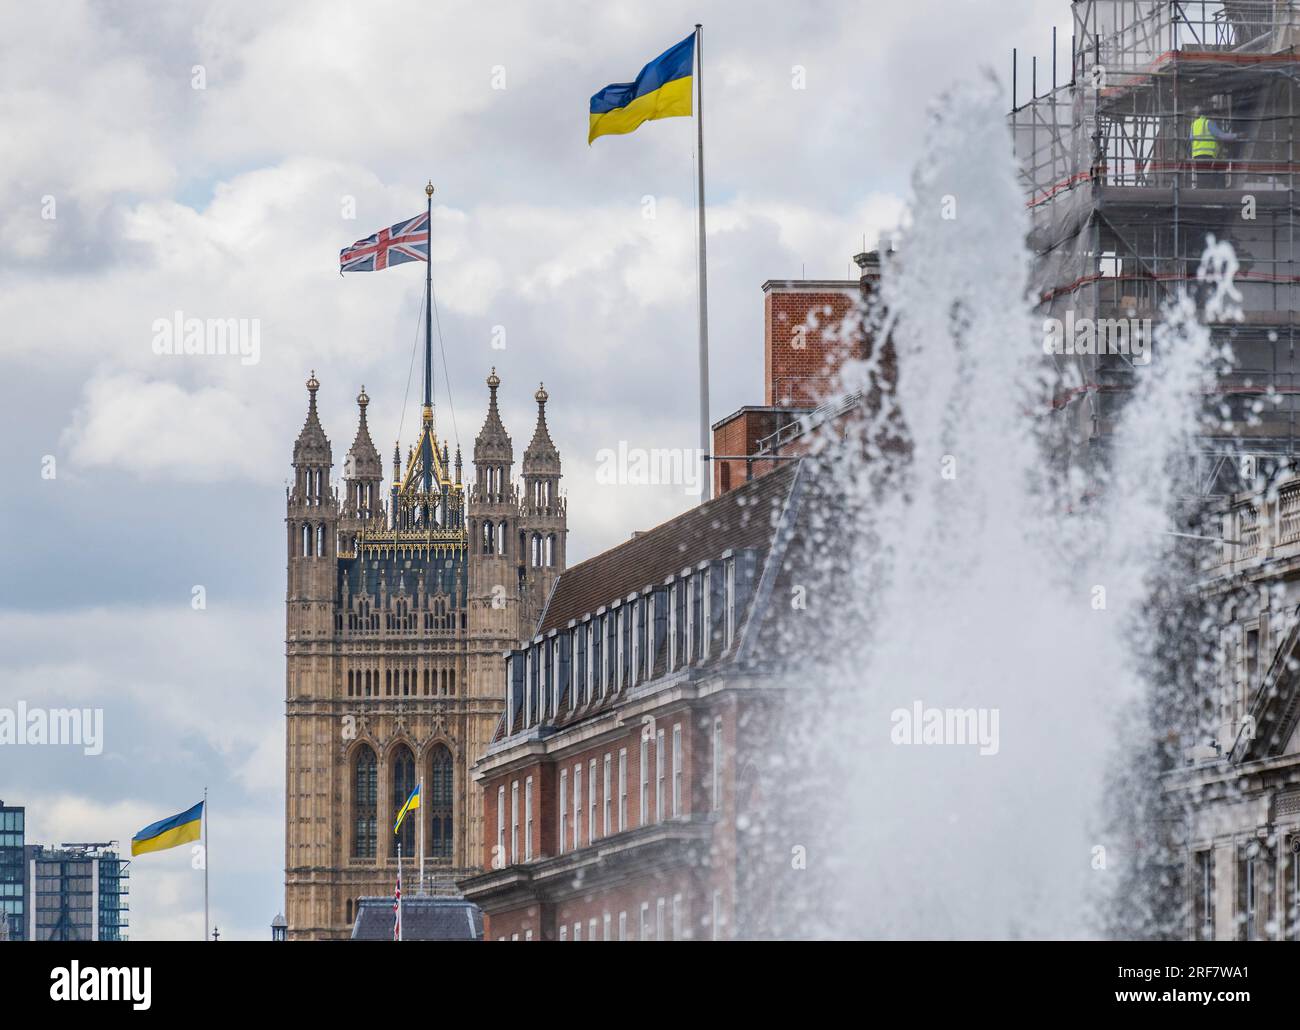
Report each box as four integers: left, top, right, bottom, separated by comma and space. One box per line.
763, 278, 867, 407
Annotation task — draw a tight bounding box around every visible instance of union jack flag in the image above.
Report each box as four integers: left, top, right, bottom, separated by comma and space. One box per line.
340, 211, 429, 273
393, 857, 402, 941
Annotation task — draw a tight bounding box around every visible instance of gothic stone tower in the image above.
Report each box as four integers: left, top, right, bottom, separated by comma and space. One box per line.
285, 369, 566, 939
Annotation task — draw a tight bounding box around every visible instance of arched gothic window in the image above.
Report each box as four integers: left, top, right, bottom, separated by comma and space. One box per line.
391, 746, 416, 857
352, 745, 377, 858
429, 745, 454, 861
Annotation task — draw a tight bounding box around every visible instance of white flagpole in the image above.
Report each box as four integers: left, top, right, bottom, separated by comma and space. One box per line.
419, 777, 425, 895
203, 786, 209, 942
397, 839, 403, 942
694, 23, 712, 502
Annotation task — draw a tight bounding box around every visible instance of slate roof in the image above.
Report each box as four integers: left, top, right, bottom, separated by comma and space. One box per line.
536, 460, 801, 636
350, 895, 483, 941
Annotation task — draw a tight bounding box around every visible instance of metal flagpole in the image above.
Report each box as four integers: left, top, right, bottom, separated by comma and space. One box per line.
694, 24, 712, 501
419, 776, 425, 895
396, 839, 403, 942
203, 786, 209, 942
424, 181, 434, 419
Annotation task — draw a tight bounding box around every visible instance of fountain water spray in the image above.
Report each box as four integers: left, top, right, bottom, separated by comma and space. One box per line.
764, 74, 1236, 940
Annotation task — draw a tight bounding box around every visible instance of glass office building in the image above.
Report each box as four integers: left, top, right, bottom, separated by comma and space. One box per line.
0, 802, 24, 940
26, 843, 129, 942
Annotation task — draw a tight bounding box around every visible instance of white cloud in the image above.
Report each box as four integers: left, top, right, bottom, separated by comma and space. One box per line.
0, 0, 1075, 940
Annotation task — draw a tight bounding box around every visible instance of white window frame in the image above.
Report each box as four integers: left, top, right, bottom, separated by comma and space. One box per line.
640, 742, 649, 827
672, 723, 682, 818
655, 728, 665, 822
511, 781, 519, 863
524, 650, 533, 725
725, 558, 736, 650
603, 753, 612, 836
603, 912, 611, 941
645, 594, 655, 678
640, 902, 650, 941
685, 574, 695, 663
701, 567, 711, 659
496, 785, 505, 865
618, 748, 628, 831
624, 598, 634, 686
667, 583, 677, 673
615, 605, 624, 691
588, 758, 597, 845
712, 716, 723, 811
618, 911, 627, 941
589, 917, 598, 940
559, 769, 568, 855
525, 776, 534, 861
600, 614, 609, 696
560, 924, 568, 941
552, 636, 561, 715
572, 763, 582, 851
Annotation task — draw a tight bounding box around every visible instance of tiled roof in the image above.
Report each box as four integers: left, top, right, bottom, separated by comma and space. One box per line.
350, 895, 483, 941
536, 461, 801, 636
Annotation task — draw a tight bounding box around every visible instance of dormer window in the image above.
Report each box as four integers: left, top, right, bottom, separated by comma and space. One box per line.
614, 605, 624, 692
725, 557, 736, 650
697, 569, 709, 660
524, 649, 534, 726
684, 575, 695, 665
667, 582, 678, 673
678, 579, 690, 667
630, 600, 640, 686
605, 613, 617, 693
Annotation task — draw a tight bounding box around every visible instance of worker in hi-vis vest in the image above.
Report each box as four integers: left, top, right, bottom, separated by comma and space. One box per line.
1190, 104, 1239, 188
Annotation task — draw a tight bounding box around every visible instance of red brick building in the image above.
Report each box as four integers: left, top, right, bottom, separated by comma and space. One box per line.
712, 251, 885, 496
458, 463, 811, 940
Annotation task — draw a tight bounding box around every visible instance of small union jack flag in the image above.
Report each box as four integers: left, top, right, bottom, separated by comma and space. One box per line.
393, 857, 402, 941
340, 211, 429, 273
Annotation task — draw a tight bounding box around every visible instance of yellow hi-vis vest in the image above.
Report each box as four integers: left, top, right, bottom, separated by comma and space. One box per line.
1192, 116, 1218, 159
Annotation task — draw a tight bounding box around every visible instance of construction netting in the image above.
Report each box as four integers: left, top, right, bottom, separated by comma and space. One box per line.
1012, 0, 1300, 486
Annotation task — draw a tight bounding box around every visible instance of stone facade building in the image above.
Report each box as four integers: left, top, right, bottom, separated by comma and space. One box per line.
1169, 472, 1300, 940
284, 369, 566, 940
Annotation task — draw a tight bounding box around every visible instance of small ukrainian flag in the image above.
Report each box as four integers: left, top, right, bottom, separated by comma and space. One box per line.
589, 32, 695, 144
132, 801, 204, 856
394, 784, 421, 834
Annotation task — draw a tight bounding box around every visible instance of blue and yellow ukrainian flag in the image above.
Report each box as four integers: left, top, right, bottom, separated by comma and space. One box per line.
589, 32, 695, 144
131, 801, 204, 856
394, 784, 420, 834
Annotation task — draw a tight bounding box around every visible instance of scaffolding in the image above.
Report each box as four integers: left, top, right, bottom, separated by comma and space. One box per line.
1013, 1, 1300, 493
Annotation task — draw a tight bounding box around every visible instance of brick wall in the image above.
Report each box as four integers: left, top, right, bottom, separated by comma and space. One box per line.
711, 407, 806, 496
763, 281, 865, 407
474, 698, 750, 940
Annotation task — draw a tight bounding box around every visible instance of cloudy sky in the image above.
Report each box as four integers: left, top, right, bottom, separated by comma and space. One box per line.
0, 0, 1070, 939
